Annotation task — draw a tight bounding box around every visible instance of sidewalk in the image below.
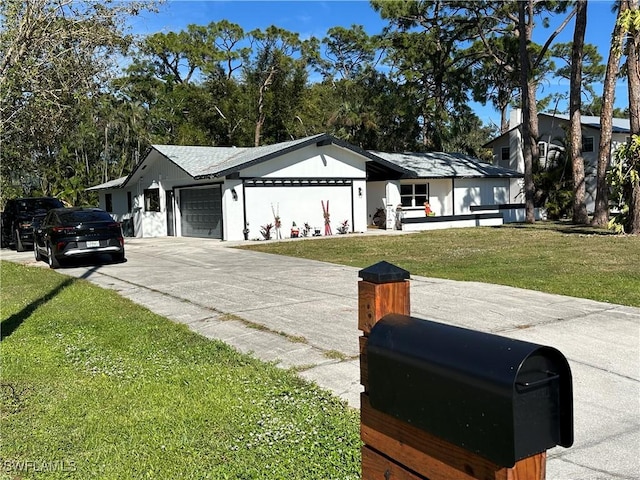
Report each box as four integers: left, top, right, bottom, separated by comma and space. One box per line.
3, 236, 639, 479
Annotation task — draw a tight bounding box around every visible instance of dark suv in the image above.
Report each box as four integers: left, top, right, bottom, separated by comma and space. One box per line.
34, 207, 124, 268
1, 197, 65, 251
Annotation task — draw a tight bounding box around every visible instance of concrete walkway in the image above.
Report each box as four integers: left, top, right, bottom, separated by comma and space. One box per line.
2, 236, 639, 479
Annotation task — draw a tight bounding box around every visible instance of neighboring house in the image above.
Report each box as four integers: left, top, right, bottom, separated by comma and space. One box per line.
88, 133, 523, 241
484, 109, 631, 213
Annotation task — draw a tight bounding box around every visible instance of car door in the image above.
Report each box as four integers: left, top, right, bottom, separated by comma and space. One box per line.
36, 211, 55, 252
0, 201, 15, 246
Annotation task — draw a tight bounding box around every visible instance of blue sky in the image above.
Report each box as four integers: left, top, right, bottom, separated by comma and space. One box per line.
129, 0, 628, 128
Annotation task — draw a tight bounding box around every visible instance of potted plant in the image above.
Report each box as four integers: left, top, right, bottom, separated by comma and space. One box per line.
260, 223, 273, 240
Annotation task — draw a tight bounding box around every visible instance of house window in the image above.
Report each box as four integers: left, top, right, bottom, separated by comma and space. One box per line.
127, 191, 133, 212
582, 136, 594, 153
500, 147, 510, 161
400, 183, 429, 207
144, 189, 160, 212
105, 193, 113, 213
538, 142, 547, 159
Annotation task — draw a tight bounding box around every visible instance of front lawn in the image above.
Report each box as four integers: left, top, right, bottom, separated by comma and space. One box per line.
241, 222, 640, 308
0, 262, 360, 479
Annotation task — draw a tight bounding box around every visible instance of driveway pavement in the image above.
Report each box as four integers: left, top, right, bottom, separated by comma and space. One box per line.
2, 236, 639, 479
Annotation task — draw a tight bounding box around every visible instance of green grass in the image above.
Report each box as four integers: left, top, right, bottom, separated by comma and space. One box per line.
0, 262, 360, 479
241, 222, 640, 308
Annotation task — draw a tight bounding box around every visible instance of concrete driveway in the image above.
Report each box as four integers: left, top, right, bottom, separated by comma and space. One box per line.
2, 236, 639, 479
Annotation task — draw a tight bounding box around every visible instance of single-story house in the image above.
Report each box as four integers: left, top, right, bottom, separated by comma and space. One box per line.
88, 133, 524, 241
484, 109, 631, 213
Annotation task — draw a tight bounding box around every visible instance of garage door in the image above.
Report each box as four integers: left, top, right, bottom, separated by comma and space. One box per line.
180, 186, 222, 239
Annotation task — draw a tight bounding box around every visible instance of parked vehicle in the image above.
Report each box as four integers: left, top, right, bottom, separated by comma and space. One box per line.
33, 207, 125, 268
1, 197, 65, 251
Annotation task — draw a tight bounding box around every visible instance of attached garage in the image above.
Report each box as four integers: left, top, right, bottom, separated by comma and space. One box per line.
178, 186, 223, 239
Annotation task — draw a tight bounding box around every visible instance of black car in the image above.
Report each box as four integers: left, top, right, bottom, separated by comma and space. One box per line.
1, 197, 65, 251
34, 207, 125, 268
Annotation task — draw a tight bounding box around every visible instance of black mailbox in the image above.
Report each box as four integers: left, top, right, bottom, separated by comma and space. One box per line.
367, 314, 573, 467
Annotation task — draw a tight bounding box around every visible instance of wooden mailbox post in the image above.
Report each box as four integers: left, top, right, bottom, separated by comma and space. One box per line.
358, 261, 547, 480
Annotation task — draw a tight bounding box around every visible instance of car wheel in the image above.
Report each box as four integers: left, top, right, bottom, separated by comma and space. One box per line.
47, 243, 60, 269
34, 241, 42, 261
15, 229, 25, 252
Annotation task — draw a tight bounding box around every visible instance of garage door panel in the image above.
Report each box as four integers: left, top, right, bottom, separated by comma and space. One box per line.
180, 187, 222, 239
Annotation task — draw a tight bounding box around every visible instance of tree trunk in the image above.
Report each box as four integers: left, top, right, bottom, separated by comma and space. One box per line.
627, 0, 640, 234
254, 65, 276, 147
500, 105, 509, 134
519, 1, 537, 223
570, 0, 589, 224
592, 0, 627, 227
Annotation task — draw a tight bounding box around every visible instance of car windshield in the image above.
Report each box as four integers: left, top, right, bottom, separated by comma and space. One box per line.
17, 198, 63, 214
58, 210, 114, 224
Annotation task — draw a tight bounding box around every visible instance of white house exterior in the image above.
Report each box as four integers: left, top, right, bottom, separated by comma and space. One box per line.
88, 133, 524, 240
484, 109, 631, 213
373, 151, 524, 231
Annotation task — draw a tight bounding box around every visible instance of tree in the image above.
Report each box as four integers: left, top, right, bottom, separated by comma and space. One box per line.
569, 0, 589, 224
608, 135, 640, 232
371, 0, 479, 151
0, 0, 157, 200
516, 0, 576, 223
243, 26, 317, 146
551, 42, 605, 106
623, 0, 640, 233
469, 35, 521, 133
592, 0, 628, 227
320, 25, 381, 81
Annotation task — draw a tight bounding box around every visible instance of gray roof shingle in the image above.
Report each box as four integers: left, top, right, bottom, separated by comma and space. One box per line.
88, 135, 520, 191
370, 151, 522, 178
153, 134, 328, 178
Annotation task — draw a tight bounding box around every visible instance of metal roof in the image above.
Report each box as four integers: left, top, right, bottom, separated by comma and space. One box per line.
86, 176, 127, 191
484, 114, 631, 148
370, 151, 523, 178
547, 114, 630, 133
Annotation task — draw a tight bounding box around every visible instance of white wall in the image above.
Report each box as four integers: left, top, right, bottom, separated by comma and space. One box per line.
242, 185, 354, 240
352, 179, 367, 233
366, 181, 387, 227
454, 178, 511, 214
242, 144, 367, 179
428, 179, 453, 216
401, 216, 503, 231
223, 179, 245, 241
233, 143, 370, 239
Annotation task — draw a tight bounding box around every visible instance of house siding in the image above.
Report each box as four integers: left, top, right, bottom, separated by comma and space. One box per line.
488, 112, 630, 214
